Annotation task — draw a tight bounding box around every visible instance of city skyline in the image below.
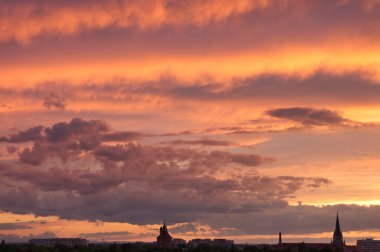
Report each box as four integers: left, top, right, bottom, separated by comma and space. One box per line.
1, 0, 380, 244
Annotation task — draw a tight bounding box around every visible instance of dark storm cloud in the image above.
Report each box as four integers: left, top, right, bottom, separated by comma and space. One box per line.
266, 107, 347, 126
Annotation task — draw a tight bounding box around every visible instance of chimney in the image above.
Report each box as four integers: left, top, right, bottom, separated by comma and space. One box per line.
279, 232, 282, 244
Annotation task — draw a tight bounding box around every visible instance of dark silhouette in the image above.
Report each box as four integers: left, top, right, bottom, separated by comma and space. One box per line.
157, 220, 173, 248
332, 213, 344, 247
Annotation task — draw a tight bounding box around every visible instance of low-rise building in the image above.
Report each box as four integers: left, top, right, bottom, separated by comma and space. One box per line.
172, 238, 186, 248
188, 239, 213, 247
213, 239, 234, 248
29, 238, 88, 247
357, 239, 380, 252
188, 238, 234, 248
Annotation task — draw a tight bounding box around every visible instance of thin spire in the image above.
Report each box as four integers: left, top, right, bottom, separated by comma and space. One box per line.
335, 212, 341, 234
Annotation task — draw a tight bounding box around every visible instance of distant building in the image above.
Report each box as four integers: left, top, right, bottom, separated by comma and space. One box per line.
188, 239, 213, 247
188, 238, 233, 248
29, 238, 88, 247
213, 239, 234, 248
357, 239, 380, 252
274, 213, 347, 252
172, 238, 186, 248
157, 221, 173, 248
276, 240, 332, 252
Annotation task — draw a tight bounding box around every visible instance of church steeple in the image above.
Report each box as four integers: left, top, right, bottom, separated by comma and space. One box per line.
332, 212, 344, 247
335, 213, 341, 234
157, 220, 172, 248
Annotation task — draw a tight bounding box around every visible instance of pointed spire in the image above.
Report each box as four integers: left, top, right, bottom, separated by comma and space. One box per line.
333, 212, 344, 247
335, 212, 341, 234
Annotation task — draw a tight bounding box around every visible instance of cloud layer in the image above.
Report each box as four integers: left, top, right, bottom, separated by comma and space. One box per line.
0, 118, 331, 227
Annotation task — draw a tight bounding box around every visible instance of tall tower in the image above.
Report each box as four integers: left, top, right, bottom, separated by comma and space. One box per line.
332, 213, 344, 247
157, 220, 173, 248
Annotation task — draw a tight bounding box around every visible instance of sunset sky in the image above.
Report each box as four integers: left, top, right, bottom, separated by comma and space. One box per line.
1, 0, 380, 245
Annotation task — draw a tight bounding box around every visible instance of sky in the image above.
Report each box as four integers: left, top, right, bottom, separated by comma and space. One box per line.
1, 0, 380, 245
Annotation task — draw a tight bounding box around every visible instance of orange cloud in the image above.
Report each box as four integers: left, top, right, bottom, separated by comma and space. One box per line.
1, 0, 273, 45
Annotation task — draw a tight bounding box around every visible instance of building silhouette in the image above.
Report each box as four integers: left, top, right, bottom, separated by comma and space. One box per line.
275, 213, 346, 252
29, 238, 87, 247
157, 221, 173, 248
332, 213, 345, 251
357, 238, 380, 252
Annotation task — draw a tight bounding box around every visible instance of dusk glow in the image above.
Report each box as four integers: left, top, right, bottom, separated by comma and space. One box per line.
1, 0, 380, 246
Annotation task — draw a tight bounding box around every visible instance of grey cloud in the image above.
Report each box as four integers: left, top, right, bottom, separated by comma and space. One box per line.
6, 146, 18, 154
159, 131, 194, 137
88, 70, 380, 106
1, 184, 380, 239
45, 117, 109, 143
0, 118, 147, 165
0, 141, 277, 195
43, 94, 67, 110
0, 118, 330, 229
0, 126, 44, 143
103, 131, 145, 142
160, 138, 235, 146
170, 223, 198, 234
3, 70, 380, 108
0, 223, 31, 230
78, 231, 157, 242
202, 204, 380, 236
93, 144, 273, 168
266, 107, 347, 126
0, 231, 56, 243
79, 231, 132, 239
0, 158, 330, 225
